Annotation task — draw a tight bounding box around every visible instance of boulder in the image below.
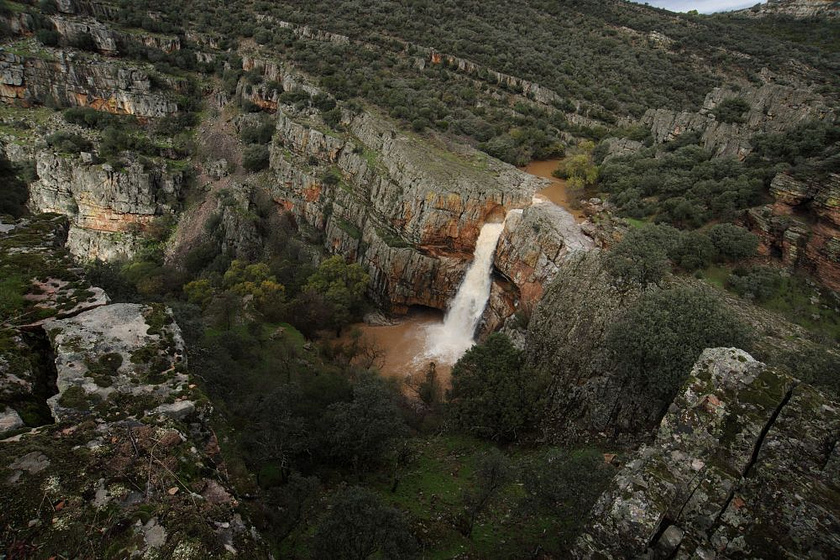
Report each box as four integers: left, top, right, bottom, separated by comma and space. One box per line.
44, 303, 188, 423
575, 348, 840, 559
0, 407, 24, 436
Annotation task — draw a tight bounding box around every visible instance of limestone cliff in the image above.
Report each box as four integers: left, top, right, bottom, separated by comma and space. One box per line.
269, 105, 542, 310
575, 347, 840, 559
29, 151, 184, 261
746, 172, 840, 291
0, 50, 177, 117
641, 83, 835, 160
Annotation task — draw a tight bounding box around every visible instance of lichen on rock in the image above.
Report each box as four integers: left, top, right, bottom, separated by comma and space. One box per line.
574, 347, 840, 559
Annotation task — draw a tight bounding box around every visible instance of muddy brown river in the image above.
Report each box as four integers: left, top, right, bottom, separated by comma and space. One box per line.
522, 159, 586, 222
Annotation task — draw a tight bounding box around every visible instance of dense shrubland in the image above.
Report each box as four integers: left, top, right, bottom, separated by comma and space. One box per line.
84, 201, 615, 556
4, 0, 839, 556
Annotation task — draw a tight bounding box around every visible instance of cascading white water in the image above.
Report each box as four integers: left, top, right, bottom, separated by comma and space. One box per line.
420, 215, 509, 364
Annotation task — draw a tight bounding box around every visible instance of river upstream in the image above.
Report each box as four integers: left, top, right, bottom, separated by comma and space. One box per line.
344, 159, 573, 388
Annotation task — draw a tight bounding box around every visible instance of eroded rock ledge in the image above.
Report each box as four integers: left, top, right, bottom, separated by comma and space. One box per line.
574, 347, 840, 559
0, 216, 266, 557
28, 152, 185, 261
269, 105, 543, 311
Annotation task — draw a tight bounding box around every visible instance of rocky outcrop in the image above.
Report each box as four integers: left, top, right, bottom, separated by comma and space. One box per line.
50, 15, 118, 55
269, 106, 542, 310
29, 151, 184, 260
494, 203, 595, 312
0, 215, 267, 557
739, 0, 840, 19
0, 50, 178, 117
480, 202, 596, 336
44, 303, 188, 422
54, 0, 120, 20
747, 172, 840, 291
642, 84, 834, 159
524, 250, 650, 444
599, 137, 645, 163
575, 347, 840, 559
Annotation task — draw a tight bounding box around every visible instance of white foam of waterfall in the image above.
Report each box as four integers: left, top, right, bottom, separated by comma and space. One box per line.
419, 215, 509, 365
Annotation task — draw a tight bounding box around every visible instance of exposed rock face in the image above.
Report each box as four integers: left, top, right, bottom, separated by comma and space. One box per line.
641, 84, 834, 159
575, 347, 840, 559
524, 250, 649, 444
747, 172, 840, 291
0, 216, 267, 557
494, 203, 595, 312
29, 151, 184, 260
0, 51, 177, 117
44, 303, 188, 423
739, 0, 840, 18
50, 15, 118, 55
599, 137, 644, 163
269, 106, 542, 310
0, 407, 24, 436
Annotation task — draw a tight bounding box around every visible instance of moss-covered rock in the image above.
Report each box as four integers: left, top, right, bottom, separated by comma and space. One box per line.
575, 348, 840, 559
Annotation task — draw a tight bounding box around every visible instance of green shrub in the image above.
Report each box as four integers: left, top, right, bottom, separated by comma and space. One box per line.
726, 266, 781, 302
707, 223, 758, 261
242, 145, 270, 171
240, 121, 274, 145
713, 98, 751, 124
46, 132, 92, 154
669, 230, 716, 271
605, 287, 751, 401
605, 224, 679, 290
314, 487, 416, 560
448, 333, 548, 441
36, 28, 60, 46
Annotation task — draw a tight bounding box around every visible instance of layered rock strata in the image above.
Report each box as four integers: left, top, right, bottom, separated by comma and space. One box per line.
0, 51, 177, 117
29, 151, 184, 260
747, 172, 840, 291
575, 347, 840, 559
269, 106, 542, 310
642, 83, 835, 159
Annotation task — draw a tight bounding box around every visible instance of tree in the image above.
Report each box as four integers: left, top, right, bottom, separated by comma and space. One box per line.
303, 255, 369, 335
447, 333, 547, 441
183, 278, 214, 306
242, 144, 270, 171
223, 260, 285, 315
314, 487, 417, 560
264, 473, 320, 544
459, 449, 513, 538
0, 153, 29, 218
325, 375, 407, 469
669, 230, 716, 271
706, 223, 758, 262
726, 266, 781, 302
521, 448, 611, 517
604, 287, 751, 403
713, 98, 750, 124
553, 141, 598, 188
605, 225, 678, 291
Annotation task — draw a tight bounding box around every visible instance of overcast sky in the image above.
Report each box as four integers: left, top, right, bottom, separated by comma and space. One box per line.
629, 1, 765, 13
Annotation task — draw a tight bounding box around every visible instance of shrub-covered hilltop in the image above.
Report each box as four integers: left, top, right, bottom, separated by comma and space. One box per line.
1, 0, 839, 558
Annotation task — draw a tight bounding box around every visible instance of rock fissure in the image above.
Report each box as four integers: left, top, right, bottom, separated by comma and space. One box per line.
744, 384, 797, 479
706, 385, 796, 539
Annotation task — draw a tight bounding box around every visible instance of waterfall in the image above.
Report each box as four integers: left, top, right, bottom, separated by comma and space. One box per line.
420, 215, 509, 365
